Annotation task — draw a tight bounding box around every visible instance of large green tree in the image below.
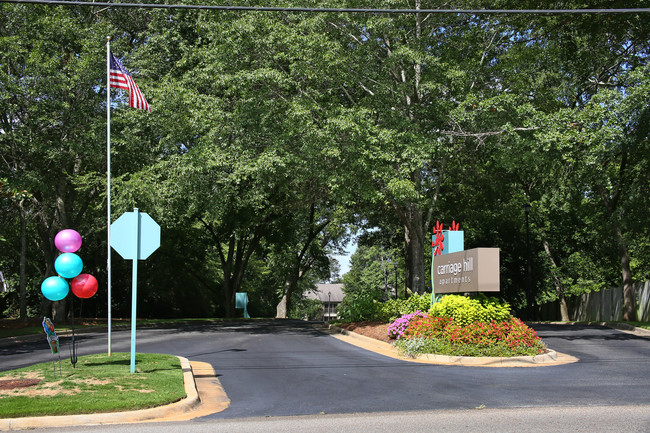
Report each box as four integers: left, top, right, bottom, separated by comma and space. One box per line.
0, 5, 111, 321
3, 1, 649, 322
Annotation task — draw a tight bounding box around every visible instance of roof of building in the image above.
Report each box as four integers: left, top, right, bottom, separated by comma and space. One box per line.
304, 283, 344, 303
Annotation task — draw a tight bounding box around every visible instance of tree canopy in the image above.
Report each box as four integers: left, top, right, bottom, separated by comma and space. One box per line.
1, 1, 648, 321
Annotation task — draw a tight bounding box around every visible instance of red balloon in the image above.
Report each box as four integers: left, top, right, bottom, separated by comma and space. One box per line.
71, 274, 98, 299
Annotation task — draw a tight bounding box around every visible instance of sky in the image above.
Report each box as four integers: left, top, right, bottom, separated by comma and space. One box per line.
331, 238, 357, 277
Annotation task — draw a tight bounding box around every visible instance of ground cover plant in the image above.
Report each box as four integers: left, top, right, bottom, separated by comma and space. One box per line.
389, 294, 547, 358
0, 353, 185, 418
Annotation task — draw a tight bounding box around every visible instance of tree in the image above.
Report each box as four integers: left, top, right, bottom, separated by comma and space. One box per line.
0, 5, 112, 321
519, 8, 650, 321
338, 245, 400, 321
120, 8, 353, 317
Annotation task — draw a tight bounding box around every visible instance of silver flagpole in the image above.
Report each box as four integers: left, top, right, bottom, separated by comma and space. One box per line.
106, 36, 112, 356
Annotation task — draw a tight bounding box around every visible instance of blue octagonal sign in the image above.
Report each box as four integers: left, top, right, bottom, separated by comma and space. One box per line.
110, 209, 160, 260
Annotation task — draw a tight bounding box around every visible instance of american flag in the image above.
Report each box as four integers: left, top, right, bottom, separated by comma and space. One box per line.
109, 53, 151, 112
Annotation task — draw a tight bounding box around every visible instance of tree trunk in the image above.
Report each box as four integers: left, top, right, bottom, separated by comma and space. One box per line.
274, 208, 330, 318
404, 204, 426, 294
613, 224, 636, 321
276, 294, 287, 319
218, 230, 263, 318
597, 184, 636, 322
19, 200, 27, 321
277, 270, 300, 319
542, 237, 570, 321
223, 277, 235, 318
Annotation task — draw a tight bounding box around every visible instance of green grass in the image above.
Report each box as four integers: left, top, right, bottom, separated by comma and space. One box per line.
620, 321, 650, 330
0, 353, 185, 418
0, 326, 47, 339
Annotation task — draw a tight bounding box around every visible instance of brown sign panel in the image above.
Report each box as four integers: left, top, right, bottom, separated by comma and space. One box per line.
433, 248, 500, 293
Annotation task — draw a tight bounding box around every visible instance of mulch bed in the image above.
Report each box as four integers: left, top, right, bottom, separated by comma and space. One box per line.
0, 379, 42, 390
335, 321, 393, 343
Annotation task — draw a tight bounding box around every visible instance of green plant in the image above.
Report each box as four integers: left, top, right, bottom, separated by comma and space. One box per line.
399, 315, 452, 339
396, 315, 546, 358
289, 298, 324, 321
387, 311, 428, 339
377, 292, 433, 322
429, 294, 512, 326
336, 290, 381, 322
395, 336, 544, 358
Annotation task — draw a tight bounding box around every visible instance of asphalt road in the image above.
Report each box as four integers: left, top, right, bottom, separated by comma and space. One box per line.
58, 405, 650, 433
1, 320, 649, 428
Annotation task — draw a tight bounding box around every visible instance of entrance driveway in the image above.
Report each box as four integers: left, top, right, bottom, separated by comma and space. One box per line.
1, 321, 649, 418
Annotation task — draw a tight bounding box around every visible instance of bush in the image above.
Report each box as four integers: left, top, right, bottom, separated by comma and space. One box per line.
336, 290, 381, 322
398, 315, 453, 339
387, 311, 428, 339
395, 336, 544, 358
377, 292, 432, 322
289, 298, 324, 321
395, 316, 546, 357
429, 294, 512, 326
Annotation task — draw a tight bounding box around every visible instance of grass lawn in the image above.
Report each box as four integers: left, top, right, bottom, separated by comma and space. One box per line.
0, 353, 185, 419
625, 321, 650, 330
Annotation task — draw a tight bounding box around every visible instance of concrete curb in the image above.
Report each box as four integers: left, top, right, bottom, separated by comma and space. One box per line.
0, 356, 200, 431
570, 321, 650, 338
326, 324, 579, 367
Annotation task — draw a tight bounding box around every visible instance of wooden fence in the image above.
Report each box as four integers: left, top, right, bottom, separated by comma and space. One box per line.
540, 280, 650, 322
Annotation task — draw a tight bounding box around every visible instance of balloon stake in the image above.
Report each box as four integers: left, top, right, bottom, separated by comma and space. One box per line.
69, 296, 78, 368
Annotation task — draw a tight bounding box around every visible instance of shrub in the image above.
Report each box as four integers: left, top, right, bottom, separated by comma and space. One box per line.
395, 336, 544, 358
336, 290, 380, 322
400, 315, 453, 339
429, 294, 512, 326
377, 292, 432, 322
289, 298, 324, 321
387, 311, 428, 339
396, 315, 546, 357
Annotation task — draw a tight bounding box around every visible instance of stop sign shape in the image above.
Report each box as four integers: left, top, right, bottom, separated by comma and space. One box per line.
109, 208, 160, 373
110, 209, 160, 260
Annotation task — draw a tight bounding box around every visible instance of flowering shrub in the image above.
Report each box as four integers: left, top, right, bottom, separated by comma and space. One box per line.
385, 294, 545, 357
441, 318, 542, 348
429, 294, 512, 326
387, 311, 427, 340
400, 314, 453, 339
395, 314, 546, 357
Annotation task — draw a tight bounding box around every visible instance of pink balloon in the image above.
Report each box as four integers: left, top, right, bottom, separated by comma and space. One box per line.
71, 274, 98, 299
55, 229, 82, 253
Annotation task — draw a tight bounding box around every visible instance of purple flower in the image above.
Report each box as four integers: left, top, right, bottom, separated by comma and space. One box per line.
388, 311, 427, 340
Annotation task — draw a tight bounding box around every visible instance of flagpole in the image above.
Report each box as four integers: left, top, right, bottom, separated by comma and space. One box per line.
106, 36, 112, 356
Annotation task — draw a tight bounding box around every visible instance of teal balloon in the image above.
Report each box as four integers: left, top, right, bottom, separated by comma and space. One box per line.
55, 253, 83, 279
41, 277, 69, 301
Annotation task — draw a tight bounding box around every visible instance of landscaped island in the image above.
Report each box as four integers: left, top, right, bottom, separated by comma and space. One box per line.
337, 294, 546, 358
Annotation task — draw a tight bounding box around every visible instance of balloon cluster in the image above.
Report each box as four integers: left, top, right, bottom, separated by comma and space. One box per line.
40, 229, 98, 301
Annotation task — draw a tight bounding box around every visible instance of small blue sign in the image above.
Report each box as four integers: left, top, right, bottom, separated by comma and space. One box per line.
442, 230, 464, 255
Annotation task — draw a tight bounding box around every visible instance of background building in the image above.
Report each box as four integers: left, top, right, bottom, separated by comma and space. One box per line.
306, 284, 344, 321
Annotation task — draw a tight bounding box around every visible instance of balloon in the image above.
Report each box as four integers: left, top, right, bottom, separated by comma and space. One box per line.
41, 276, 69, 301
54, 253, 83, 279
54, 229, 82, 253
71, 274, 98, 299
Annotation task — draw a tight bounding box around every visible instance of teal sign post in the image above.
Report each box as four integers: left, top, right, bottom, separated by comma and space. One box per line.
110, 208, 160, 373
431, 221, 464, 306
236, 292, 250, 318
